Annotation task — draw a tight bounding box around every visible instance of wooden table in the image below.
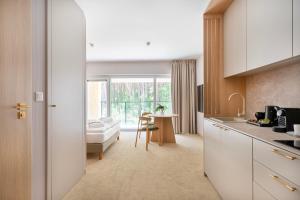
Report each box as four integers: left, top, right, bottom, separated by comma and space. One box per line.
148, 114, 178, 145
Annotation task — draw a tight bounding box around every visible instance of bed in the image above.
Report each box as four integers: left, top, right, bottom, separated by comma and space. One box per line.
86, 118, 121, 160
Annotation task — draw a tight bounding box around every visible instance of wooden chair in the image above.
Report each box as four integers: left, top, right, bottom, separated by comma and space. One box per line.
139, 112, 154, 138
135, 116, 159, 151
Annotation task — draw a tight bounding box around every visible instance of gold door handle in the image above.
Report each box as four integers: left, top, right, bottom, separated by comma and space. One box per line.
270, 175, 297, 192
15, 103, 31, 110
272, 149, 297, 160
14, 103, 31, 119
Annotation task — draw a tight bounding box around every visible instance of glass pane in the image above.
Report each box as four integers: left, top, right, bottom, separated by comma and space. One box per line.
110, 78, 154, 128
156, 78, 172, 114
87, 81, 108, 120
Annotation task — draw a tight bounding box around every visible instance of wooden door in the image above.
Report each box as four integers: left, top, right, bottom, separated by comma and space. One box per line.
0, 0, 32, 199
47, 0, 86, 199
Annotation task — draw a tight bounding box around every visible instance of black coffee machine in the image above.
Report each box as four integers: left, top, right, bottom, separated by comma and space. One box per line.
264, 105, 278, 125
273, 108, 300, 133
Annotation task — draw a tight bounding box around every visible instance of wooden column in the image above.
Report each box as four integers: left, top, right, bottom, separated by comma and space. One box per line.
204, 1, 246, 117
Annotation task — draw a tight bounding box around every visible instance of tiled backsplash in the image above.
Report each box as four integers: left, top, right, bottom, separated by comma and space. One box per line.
246, 62, 300, 119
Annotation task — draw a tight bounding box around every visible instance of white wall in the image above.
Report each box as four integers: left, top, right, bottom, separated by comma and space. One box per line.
87, 61, 172, 77
32, 0, 46, 199
196, 55, 204, 136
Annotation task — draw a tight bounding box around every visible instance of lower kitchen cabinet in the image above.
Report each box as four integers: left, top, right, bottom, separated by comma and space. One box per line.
253, 182, 276, 200
254, 161, 300, 200
204, 119, 252, 200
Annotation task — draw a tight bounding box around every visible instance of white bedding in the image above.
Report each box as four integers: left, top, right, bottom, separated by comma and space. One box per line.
86, 119, 120, 143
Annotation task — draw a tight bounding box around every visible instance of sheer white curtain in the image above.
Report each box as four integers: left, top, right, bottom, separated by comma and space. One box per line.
171, 60, 197, 134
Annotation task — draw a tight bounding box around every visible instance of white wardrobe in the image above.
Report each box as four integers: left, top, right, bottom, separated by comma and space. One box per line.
47, 0, 86, 199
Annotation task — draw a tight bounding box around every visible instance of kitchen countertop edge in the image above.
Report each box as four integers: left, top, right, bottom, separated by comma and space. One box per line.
205, 118, 300, 156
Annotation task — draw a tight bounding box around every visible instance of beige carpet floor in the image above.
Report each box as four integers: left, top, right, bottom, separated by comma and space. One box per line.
63, 132, 220, 200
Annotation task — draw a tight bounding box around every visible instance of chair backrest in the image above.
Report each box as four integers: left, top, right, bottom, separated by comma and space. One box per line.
137, 116, 151, 130
139, 116, 151, 124
141, 112, 152, 117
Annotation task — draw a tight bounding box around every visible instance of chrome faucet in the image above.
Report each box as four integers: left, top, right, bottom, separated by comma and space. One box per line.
228, 92, 245, 117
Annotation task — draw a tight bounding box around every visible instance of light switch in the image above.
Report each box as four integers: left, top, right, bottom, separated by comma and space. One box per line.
35, 91, 44, 102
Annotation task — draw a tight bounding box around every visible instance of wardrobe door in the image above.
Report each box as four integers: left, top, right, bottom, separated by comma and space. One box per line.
47, 0, 86, 199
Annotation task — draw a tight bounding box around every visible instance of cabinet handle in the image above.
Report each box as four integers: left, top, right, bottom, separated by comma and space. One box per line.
270, 175, 297, 192
272, 149, 297, 160
219, 126, 229, 131
212, 123, 229, 131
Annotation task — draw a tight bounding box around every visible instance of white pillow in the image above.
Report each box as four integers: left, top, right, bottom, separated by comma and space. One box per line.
88, 121, 105, 128
99, 117, 113, 123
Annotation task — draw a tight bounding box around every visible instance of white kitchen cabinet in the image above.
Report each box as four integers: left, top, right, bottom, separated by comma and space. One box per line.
204, 119, 252, 200
254, 161, 300, 200
253, 139, 300, 187
204, 120, 224, 192
224, 0, 247, 77
247, 0, 293, 70
253, 182, 276, 200
294, 0, 300, 56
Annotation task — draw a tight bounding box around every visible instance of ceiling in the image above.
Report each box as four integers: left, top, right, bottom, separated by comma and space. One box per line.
75, 0, 209, 61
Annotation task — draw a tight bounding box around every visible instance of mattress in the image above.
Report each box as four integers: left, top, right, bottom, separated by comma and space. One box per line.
86, 120, 120, 143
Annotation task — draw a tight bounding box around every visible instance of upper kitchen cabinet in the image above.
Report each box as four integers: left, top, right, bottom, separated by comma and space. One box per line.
247, 0, 293, 70
294, 0, 300, 56
224, 0, 247, 77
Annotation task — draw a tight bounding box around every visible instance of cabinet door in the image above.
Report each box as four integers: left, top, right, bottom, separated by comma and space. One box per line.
294, 0, 300, 56
247, 0, 293, 70
204, 120, 227, 197
222, 129, 253, 200
253, 182, 276, 200
204, 120, 253, 200
204, 120, 222, 182
224, 0, 247, 77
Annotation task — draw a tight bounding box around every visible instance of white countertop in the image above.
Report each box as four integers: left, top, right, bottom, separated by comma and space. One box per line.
205, 118, 300, 156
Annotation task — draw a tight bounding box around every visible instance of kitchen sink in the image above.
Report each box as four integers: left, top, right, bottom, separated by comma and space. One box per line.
210, 117, 247, 123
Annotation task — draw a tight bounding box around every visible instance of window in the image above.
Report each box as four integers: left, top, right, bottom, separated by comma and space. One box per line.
87, 80, 108, 120
86, 76, 172, 129
110, 78, 154, 128
156, 78, 172, 114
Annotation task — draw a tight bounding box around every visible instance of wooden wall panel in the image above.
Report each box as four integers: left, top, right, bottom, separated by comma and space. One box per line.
204, 14, 246, 117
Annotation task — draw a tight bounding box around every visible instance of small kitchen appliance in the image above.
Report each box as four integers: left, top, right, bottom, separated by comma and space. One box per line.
265, 105, 278, 125
272, 108, 300, 133
247, 106, 279, 127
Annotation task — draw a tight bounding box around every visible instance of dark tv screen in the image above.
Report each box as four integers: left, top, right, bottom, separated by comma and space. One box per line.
197, 85, 204, 112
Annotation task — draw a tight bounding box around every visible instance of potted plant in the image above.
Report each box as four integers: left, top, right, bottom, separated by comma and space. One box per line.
155, 104, 166, 114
